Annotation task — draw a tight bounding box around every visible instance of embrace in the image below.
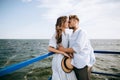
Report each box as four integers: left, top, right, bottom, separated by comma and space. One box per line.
48, 15, 96, 80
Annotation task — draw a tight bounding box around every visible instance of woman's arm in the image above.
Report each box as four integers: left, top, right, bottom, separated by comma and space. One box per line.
58, 46, 75, 53
48, 46, 70, 58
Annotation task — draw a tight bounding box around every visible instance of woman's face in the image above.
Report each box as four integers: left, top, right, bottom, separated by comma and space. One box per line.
63, 18, 69, 29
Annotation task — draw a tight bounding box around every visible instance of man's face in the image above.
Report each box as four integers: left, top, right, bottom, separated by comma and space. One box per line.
68, 19, 77, 29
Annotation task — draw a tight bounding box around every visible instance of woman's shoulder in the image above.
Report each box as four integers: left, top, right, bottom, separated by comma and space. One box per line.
50, 32, 56, 39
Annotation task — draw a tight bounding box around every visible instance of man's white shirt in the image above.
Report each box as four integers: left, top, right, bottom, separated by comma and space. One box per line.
69, 28, 96, 69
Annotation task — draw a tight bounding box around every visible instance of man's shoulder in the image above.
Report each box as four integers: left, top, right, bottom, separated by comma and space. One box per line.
77, 28, 86, 34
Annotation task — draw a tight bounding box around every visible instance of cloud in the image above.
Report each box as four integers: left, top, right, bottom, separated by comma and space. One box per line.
36, 0, 120, 22
35, 0, 120, 39
36, 0, 77, 20
10, 0, 119, 39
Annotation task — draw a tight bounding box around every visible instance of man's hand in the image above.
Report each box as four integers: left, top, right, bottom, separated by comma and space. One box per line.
57, 44, 75, 58
58, 45, 74, 58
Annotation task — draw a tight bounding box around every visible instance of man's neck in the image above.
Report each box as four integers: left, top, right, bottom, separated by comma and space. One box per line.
73, 26, 79, 32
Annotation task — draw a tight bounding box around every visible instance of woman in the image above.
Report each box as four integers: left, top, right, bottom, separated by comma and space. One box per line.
48, 16, 77, 80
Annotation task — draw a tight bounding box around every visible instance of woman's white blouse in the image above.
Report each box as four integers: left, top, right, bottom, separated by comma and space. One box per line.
48, 30, 77, 80
49, 31, 69, 49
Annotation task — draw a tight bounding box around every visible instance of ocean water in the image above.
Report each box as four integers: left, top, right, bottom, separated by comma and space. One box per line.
0, 39, 120, 80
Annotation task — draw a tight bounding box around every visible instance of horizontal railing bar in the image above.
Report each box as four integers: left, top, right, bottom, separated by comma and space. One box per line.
92, 71, 120, 77
94, 51, 120, 54
0, 52, 54, 76
0, 50, 120, 77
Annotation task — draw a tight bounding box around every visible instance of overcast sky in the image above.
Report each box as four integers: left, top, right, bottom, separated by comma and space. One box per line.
0, 0, 120, 39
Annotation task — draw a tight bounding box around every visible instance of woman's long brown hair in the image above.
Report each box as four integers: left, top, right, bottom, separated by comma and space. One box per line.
55, 16, 67, 44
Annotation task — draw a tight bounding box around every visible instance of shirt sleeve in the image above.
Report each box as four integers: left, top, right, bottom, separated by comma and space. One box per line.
48, 33, 57, 49
72, 30, 88, 53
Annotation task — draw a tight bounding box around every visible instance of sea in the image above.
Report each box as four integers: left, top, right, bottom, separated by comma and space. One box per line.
0, 39, 120, 80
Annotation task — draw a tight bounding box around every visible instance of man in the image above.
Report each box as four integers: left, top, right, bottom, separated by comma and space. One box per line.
58, 15, 96, 80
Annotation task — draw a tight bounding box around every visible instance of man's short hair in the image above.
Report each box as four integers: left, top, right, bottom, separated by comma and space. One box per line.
69, 15, 79, 21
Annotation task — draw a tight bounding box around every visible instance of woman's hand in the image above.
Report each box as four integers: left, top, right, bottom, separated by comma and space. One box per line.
61, 52, 70, 58
68, 53, 74, 58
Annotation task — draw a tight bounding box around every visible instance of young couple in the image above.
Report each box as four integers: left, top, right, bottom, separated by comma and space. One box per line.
48, 15, 96, 80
